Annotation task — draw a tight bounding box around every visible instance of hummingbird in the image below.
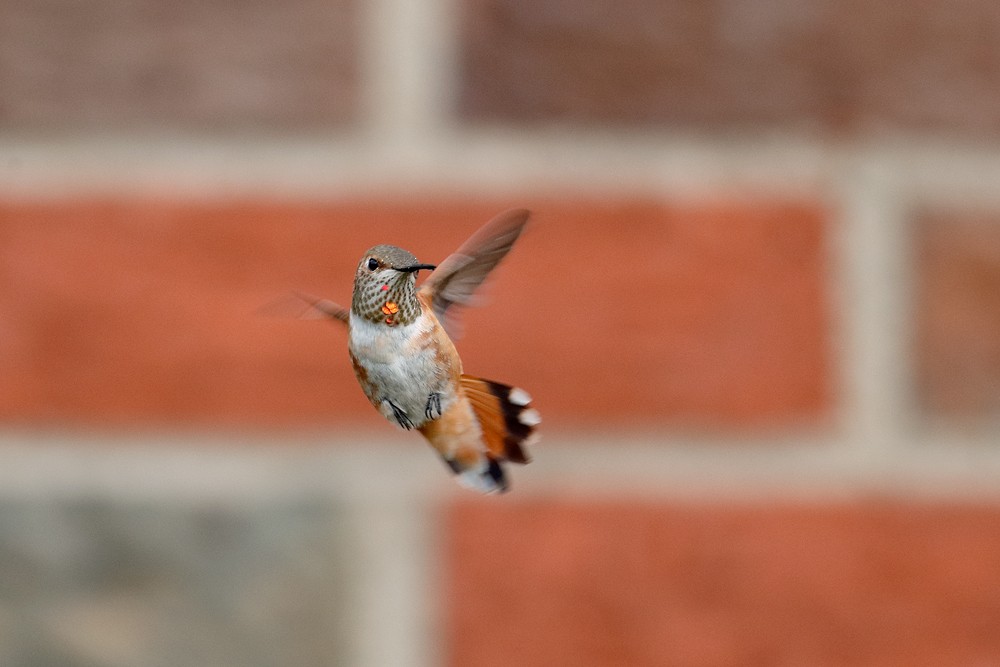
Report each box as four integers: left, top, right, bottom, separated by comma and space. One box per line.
298, 209, 539, 493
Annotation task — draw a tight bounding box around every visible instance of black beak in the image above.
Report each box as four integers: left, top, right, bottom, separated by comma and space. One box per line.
395, 263, 437, 273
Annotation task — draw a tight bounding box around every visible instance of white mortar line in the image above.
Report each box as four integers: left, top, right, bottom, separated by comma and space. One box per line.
1, 435, 999, 502
0, 134, 828, 199
834, 152, 914, 461
6, 135, 1000, 201
340, 496, 438, 667
876, 138, 1000, 208
359, 0, 456, 157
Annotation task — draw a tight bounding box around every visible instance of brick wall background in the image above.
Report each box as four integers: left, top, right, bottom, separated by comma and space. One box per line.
2, 1, 1000, 666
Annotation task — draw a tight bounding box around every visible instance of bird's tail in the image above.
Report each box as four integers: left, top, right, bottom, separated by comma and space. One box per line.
459, 375, 540, 488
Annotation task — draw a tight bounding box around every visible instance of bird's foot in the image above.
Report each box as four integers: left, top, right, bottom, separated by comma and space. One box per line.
424, 392, 442, 421
386, 399, 414, 430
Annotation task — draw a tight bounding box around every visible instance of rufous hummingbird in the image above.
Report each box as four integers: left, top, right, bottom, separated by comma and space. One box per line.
297, 209, 539, 493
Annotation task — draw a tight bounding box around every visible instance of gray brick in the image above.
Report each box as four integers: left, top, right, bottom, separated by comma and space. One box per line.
0, 0, 359, 131
459, 0, 1000, 137
0, 498, 352, 667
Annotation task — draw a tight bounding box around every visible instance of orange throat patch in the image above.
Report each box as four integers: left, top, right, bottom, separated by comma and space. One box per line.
381, 300, 400, 325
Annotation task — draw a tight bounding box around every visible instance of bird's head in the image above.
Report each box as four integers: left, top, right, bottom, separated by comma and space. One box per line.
351, 244, 436, 325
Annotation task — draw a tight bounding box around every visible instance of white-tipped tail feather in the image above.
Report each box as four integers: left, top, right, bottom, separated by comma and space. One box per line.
508, 387, 532, 406
518, 408, 542, 427
453, 375, 540, 492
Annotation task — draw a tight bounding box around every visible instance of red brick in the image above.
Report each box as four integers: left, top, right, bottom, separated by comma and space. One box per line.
0, 0, 358, 130
446, 499, 1000, 667
0, 197, 829, 429
460, 199, 830, 429
916, 211, 1000, 421
459, 0, 1000, 136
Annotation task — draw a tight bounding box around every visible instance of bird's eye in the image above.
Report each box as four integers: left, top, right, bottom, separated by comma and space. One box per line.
367, 258, 379, 271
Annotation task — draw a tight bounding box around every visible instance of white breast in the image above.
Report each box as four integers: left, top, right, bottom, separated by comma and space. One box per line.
348, 311, 424, 363
348, 311, 453, 426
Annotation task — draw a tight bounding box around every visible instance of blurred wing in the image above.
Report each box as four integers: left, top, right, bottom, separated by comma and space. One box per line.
259, 291, 349, 325
419, 208, 530, 339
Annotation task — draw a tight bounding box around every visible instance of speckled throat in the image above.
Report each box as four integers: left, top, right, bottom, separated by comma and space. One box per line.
352, 270, 423, 326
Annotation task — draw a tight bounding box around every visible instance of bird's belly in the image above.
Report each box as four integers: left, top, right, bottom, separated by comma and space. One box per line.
348, 314, 454, 425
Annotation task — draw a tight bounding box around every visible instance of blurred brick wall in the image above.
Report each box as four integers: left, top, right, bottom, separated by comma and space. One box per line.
0, 198, 829, 429
916, 211, 1000, 421
447, 500, 1000, 667
458, 0, 1000, 135
0, 0, 359, 130
3, 1, 1000, 667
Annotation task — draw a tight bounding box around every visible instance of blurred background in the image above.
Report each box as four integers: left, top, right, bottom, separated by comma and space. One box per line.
2, 0, 1000, 665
